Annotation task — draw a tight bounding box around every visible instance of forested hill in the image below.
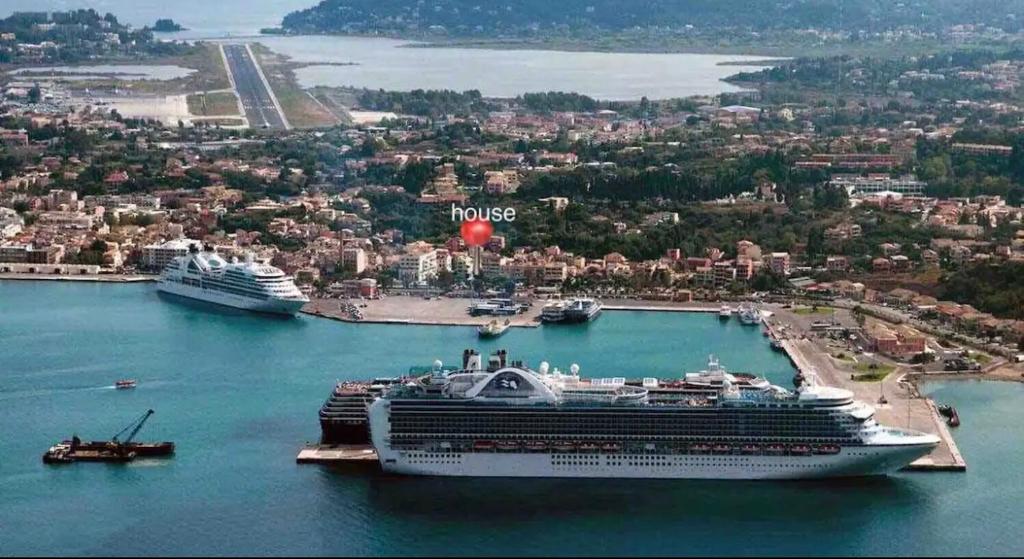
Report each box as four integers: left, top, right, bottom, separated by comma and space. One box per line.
281, 0, 1024, 36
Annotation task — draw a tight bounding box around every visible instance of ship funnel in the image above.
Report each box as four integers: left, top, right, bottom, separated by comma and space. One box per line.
466, 352, 483, 372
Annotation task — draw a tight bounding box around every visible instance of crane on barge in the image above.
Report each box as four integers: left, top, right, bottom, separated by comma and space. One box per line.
44, 409, 175, 464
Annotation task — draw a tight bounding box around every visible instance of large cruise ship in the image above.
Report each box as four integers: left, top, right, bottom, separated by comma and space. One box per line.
157, 245, 309, 316
368, 350, 940, 479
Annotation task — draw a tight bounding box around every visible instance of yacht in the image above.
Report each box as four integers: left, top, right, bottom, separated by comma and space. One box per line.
157, 244, 308, 316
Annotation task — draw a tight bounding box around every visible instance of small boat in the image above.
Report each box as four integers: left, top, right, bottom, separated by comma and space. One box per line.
789, 444, 812, 456
477, 319, 511, 338
473, 440, 495, 451
947, 409, 961, 428
115, 379, 137, 389
814, 444, 841, 455
601, 442, 622, 453
718, 305, 732, 320
712, 443, 733, 454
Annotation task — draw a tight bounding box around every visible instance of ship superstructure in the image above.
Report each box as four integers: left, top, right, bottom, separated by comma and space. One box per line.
368, 350, 939, 479
541, 298, 602, 323
157, 244, 308, 316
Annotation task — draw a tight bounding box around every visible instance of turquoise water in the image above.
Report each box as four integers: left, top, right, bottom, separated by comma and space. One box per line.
1, 281, 1022, 556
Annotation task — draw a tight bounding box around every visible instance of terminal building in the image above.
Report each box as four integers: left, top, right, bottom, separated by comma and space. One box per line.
830, 174, 926, 197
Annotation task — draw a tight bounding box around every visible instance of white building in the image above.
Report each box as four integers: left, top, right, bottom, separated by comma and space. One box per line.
0, 207, 24, 239
142, 238, 202, 271
398, 249, 440, 285
830, 174, 926, 197
342, 246, 368, 274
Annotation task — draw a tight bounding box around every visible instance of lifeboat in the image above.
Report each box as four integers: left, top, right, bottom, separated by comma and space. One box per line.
814, 444, 841, 455
552, 442, 576, 453
690, 443, 711, 453
765, 444, 786, 454
601, 442, 622, 453
712, 443, 733, 454
496, 440, 520, 452
473, 440, 495, 451
525, 441, 548, 452
789, 444, 812, 455
578, 442, 599, 453
740, 444, 761, 454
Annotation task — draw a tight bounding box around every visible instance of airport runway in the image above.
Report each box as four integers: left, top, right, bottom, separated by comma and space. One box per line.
221, 43, 289, 130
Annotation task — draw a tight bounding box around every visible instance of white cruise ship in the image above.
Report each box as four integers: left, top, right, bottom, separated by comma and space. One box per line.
368, 350, 940, 480
157, 245, 308, 316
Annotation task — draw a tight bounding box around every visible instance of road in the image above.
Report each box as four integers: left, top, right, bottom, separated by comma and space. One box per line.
221, 43, 289, 130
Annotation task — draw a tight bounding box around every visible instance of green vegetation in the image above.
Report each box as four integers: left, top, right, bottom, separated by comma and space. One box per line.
0, 10, 187, 64
280, 0, 1024, 37
355, 89, 491, 118
151, 19, 184, 32
940, 262, 1024, 320
792, 306, 834, 315
852, 362, 895, 382
187, 92, 241, 116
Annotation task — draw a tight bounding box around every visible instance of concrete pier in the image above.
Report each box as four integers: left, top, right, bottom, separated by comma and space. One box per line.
779, 335, 966, 472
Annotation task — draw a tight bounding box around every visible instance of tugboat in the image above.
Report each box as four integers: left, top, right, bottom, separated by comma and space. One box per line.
477, 319, 511, 338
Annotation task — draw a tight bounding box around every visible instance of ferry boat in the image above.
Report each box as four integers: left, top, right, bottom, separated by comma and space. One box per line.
478, 319, 511, 338
540, 300, 567, 323
542, 298, 602, 323
737, 303, 761, 326
367, 349, 940, 479
718, 305, 733, 320
157, 244, 308, 316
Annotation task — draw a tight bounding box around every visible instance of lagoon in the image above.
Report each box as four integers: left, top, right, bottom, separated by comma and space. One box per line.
259, 35, 775, 100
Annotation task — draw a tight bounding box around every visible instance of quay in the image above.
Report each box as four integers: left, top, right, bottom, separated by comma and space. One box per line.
0, 273, 157, 283
302, 295, 544, 328
770, 314, 967, 473
296, 444, 378, 464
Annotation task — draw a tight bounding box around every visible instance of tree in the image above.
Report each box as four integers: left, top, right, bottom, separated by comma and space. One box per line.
27, 84, 41, 104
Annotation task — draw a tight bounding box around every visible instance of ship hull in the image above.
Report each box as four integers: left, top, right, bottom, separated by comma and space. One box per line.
157, 280, 306, 316
375, 444, 936, 479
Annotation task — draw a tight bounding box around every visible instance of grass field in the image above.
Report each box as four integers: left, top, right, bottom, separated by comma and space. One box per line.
851, 362, 896, 382
792, 306, 834, 315
187, 91, 240, 116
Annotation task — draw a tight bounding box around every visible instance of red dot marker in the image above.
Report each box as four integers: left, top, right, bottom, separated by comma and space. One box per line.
460, 219, 494, 247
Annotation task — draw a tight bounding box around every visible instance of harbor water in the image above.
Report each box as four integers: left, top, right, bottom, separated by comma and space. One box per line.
1, 281, 1023, 556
